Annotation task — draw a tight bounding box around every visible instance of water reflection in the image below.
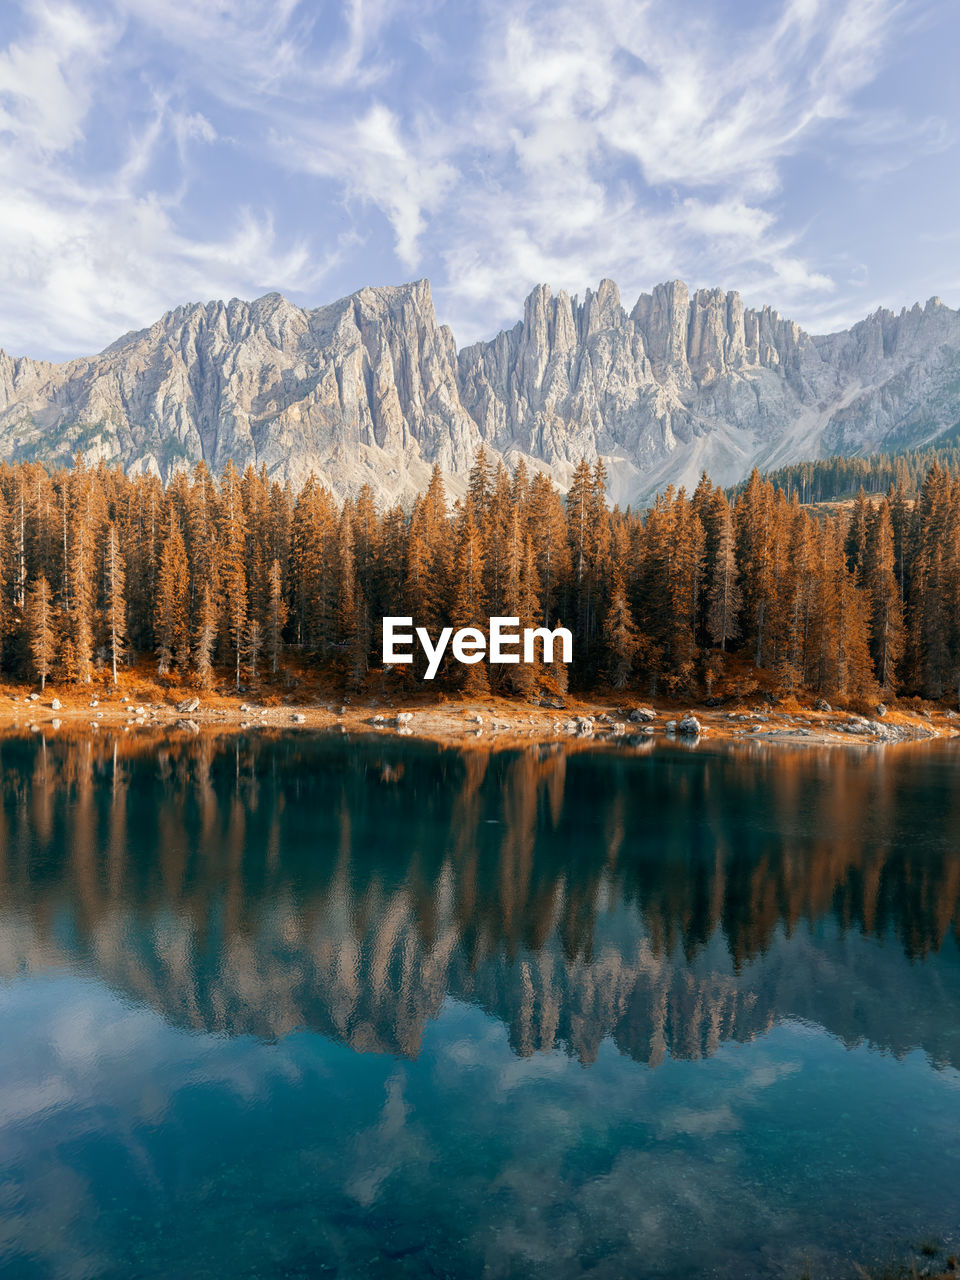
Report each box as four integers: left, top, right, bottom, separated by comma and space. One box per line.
1, 731, 958, 1070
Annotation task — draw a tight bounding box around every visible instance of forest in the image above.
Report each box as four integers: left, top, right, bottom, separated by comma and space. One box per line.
735, 431, 960, 504
0, 447, 958, 703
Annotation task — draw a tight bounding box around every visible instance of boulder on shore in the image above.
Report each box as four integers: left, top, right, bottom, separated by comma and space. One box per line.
177, 697, 200, 714
628, 706, 656, 723
677, 714, 701, 737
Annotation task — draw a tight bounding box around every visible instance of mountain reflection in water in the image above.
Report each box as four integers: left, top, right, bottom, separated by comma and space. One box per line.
1, 731, 958, 1069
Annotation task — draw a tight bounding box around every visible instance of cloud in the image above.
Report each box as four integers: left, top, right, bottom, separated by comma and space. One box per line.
0, 1, 336, 355
425, 0, 907, 338
0, 0, 943, 358
276, 101, 458, 269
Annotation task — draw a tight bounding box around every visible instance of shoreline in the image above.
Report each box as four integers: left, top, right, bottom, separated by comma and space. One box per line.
3, 682, 958, 750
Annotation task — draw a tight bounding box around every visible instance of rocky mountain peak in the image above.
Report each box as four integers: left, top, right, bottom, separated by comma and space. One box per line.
0, 277, 958, 505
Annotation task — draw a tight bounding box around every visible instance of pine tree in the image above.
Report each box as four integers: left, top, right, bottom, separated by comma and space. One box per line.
26, 575, 56, 690
864, 499, 904, 691
735, 470, 778, 668
450, 498, 488, 694
603, 568, 640, 689
844, 487, 871, 581
336, 505, 367, 689
221, 539, 248, 692
707, 494, 740, 651
193, 584, 218, 687
291, 478, 338, 652
267, 558, 287, 676
155, 515, 190, 674
244, 619, 263, 684
499, 514, 542, 697
103, 522, 126, 685
0, 487, 8, 665
527, 471, 570, 627
64, 506, 96, 684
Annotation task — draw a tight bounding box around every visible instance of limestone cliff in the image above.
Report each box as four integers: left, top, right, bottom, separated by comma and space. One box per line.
2, 277, 959, 504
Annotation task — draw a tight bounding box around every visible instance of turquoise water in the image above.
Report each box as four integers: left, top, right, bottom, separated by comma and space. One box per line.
0, 732, 958, 1278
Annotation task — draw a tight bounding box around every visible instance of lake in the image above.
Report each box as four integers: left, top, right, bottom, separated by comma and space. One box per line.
0, 731, 958, 1279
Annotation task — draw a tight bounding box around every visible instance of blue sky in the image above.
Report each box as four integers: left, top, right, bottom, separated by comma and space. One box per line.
0, 0, 957, 360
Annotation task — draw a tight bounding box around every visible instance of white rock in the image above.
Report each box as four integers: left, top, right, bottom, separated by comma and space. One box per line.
0, 279, 959, 505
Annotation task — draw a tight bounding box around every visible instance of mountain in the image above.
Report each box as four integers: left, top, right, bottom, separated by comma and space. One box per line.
2, 278, 960, 504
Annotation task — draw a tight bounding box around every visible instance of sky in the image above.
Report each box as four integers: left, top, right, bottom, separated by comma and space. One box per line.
0, 0, 958, 361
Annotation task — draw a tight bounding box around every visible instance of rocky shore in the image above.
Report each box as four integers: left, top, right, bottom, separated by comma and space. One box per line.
2, 683, 957, 750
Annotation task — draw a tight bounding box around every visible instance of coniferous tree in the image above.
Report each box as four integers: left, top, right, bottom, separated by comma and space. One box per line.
450, 498, 488, 694
735, 470, 777, 668
266, 558, 287, 676
707, 495, 741, 651
336, 505, 367, 688
103, 522, 126, 685
221, 537, 248, 691
527, 470, 570, 628
864, 499, 904, 691
603, 568, 640, 689
0, 447, 955, 704
26, 575, 56, 690
844, 488, 871, 581
193, 584, 218, 688
244, 619, 263, 684
155, 515, 190, 674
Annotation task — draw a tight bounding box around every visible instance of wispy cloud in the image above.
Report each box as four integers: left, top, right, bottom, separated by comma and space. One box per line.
426, 0, 908, 336
0, 0, 950, 358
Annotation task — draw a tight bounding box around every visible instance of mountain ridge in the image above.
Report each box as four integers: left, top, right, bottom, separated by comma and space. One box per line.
1, 277, 959, 505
